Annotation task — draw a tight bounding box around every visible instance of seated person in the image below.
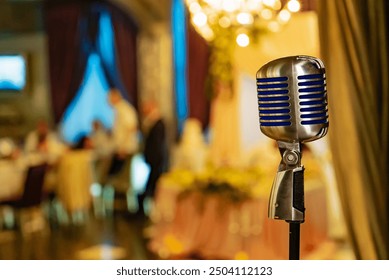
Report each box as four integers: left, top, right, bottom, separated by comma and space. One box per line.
56, 135, 94, 218
24, 118, 67, 164
90, 119, 112, 159
90, 120, 113, 187
0, 138, 27, 200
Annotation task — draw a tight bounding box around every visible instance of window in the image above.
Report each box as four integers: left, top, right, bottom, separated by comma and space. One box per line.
61, 11, 117, 144
61, 53, 114, 143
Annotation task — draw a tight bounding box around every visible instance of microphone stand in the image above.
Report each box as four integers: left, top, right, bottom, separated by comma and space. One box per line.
268, 142, 305, 260
289, 222, 301, 260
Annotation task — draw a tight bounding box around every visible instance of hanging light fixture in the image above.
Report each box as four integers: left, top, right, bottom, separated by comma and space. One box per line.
185, 0, 301, 46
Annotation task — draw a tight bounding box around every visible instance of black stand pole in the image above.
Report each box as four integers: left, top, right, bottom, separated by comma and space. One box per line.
289, 222, 300, 260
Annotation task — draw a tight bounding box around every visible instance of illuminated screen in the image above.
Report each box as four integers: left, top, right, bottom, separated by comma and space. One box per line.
0, 54, 27, 91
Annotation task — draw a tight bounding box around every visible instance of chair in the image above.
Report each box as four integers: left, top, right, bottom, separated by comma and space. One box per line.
101, 154, 134, 215
0, 163, 48, 233
56, 150, 94, 224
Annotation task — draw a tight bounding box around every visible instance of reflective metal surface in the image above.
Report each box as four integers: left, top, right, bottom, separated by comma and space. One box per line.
256, 56, 329, 222
268, 141, 304, 222
256, 55, 328, 143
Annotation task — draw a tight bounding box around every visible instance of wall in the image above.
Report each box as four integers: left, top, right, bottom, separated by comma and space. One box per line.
0, 32, 51, 139
234, 12, 320, 153
234, 12, 320, 77
137, 22, 175, 145
232, 12, 347, 239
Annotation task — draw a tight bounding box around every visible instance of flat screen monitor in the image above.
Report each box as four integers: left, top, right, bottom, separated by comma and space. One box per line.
0, 54, 27, 92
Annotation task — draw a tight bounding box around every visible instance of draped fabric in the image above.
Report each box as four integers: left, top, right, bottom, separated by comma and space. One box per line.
45, 0, 138, 123
172, 0, 189, 133
110, 5, 138, 108
187, 23, 210, 129
93, 4, 138, 107
317, 0, 389, 259
45, 2, 89, 123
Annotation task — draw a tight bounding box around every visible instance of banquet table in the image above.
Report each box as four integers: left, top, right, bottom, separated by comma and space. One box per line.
147, 175, 328, 260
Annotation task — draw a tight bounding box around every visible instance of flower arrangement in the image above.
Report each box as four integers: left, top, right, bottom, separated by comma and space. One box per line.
162, 164, 266, 203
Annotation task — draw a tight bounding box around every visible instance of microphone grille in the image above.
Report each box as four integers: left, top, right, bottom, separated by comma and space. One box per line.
297, 73, 328, 125
256, 56, 328, 142
256, 76, 291, 127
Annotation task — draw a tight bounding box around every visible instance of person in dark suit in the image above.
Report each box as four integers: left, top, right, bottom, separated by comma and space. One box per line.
138, 100, 168, 215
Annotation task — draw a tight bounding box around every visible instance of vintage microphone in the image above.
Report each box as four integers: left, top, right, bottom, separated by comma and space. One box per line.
256, 55, 329, 259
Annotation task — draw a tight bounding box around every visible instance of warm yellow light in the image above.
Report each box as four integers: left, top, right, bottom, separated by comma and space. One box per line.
247, 0, 263, 11
186, 0, 298, 42
207, 12, 218, 24
287, 0, 301, 12
261, 8, 273, 20
237, 12, 254, 25
205, 0, 223, 10
192, 12, 208, 27
278, 9, 291, 22
236, 33, 250, 47
273, 0, 282, 10
219, 16, 231, 28
201, 26, 215, 41
189, 2, 201, 13
263, 0, 276, 8
268, 21, 280, 32
222, 0, 239, 12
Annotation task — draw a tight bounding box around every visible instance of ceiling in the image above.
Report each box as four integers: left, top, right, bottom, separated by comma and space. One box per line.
0, 0, 171, 37
110, 0, 171, 29
0, 0, 315, 37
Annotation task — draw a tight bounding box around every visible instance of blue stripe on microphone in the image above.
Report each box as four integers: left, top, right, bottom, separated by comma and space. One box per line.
259, 102, 290, 108
257, 77, 288, 83
259, 108, 290, 114
257, 76, 292, 127
258, 96, 289, 101
260, 121, 292, 127
300, 106, 326, 112
257, 83, 289, 89
257, 89, 289, 95
301, 119, 328, 125
260, 115, 291, 121
298, 80, 325, 86
297, 74, 324, 80
298, 86, 325, 93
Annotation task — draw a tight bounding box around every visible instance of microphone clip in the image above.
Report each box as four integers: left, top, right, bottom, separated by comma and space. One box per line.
268, 141, 305, 223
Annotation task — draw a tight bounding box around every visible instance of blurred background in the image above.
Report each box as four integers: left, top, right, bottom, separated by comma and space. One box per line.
0, 0, 388, 260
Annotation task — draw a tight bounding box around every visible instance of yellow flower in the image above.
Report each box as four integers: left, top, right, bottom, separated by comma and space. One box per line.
163, 234, 184, 255
235, 251, 249, 260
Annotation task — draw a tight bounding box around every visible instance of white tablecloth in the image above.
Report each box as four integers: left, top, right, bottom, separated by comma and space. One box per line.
147, 176, 328, 260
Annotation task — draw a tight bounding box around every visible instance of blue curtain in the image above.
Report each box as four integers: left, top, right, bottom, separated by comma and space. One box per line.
61, 10, 120, 143
61, 53, 114, 143
96, 10, 129, 99
172, 0, 189, 133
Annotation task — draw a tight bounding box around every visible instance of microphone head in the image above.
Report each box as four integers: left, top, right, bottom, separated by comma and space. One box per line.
256, 55, 328, 143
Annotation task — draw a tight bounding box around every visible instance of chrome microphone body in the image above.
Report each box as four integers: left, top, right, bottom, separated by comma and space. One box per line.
256, 55, 328, 223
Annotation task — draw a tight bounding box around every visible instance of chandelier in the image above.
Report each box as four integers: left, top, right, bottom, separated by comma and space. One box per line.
185, 0, 302, 47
